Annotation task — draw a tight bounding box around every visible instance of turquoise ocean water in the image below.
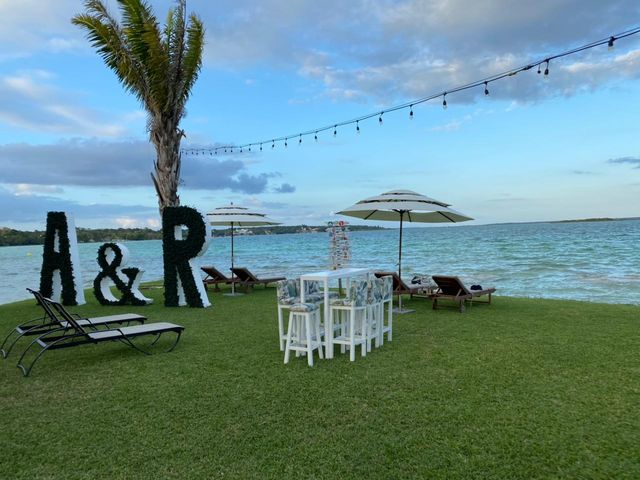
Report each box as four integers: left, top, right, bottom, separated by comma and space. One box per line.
1, 219, 639, 305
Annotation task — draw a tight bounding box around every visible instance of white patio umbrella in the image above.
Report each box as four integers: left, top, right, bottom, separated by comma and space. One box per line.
337, 189, 473, 312
207, 203, 280, 296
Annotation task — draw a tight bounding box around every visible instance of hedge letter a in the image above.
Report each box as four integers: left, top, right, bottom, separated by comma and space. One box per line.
39, 211, 85, 306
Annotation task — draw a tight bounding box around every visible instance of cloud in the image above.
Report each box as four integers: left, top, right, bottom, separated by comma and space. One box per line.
0, 138, 284, 194
0, 0, 85, 58
195, 0, 640, 104
11, 184, 64, 196
0, 70, 129, 136
608, 156, 640, 168
274, 183, 296, 193
0, 186, 156, 224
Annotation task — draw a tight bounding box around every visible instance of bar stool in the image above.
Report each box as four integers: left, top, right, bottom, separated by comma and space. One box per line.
328, 280, 368, 361
380, 275, 393, 343
284, 302, 324, 367
276, 279, 301, 351
366, 277, 384, 351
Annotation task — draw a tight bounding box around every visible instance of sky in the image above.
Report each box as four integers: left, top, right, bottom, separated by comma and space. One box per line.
0, 0, 639, 230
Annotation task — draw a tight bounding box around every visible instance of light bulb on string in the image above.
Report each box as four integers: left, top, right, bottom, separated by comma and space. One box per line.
240, 147, 243, 153
379, 112, 383, 125
409, 105, 414, 119
442, 93, 447, 109
272, 140, 275, 149
314, 132, 318, 142
608, 36, 615, 50
260, 143, 263, 151
333, 125, 337, 137
544, 60, 549, 76
284, 138, 288, 148
484, 81, 489, 96
356, 121, 360, 133
537, 64, 541, 74
215, 149, 218, 155
299, 134, 302, 145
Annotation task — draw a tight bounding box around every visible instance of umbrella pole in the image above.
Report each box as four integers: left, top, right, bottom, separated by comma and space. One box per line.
231, 222, 235, 295
395, 211, 414, 314
398, 212, 403, 311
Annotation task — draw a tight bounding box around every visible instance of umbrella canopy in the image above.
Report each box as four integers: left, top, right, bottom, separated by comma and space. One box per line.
337, 189, 473, 311
337, 189, 472, 223
207, 204, 280, 227
207, 204, 280, 295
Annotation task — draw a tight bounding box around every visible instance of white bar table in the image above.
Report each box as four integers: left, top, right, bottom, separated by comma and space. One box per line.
300, 267, 370, 359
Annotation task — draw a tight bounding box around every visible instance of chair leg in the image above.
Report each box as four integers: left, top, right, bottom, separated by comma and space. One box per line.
360, 310, 367, 357
305, 314, 314, 367
349, 309, 356, 362
315, 310, 324, 360
389, 301, 393, 341
277, 306, 285, 351
284, 312, 294, 364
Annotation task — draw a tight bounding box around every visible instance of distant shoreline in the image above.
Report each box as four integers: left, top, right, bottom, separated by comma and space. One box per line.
0, 224, 384, 247
1, 217, 638, 247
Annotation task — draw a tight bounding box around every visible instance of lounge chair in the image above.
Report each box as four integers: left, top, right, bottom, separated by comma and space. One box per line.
230, 267, 285, 292
430, 275, 496, 312
201, 266, 235, 291
1, 289, 146, 359
374, 271, 423, 298
16, 299, 184, 377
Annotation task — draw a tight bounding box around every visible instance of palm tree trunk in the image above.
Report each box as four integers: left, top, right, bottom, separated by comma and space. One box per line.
150, 127, 181, 213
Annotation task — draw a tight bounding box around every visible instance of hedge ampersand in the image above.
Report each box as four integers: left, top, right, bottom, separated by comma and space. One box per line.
39, 212, 85, 306
162, 206, 211, 307
93, 242, 152, 306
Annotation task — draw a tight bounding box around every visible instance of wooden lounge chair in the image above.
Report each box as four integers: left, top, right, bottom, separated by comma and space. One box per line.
373, 271, 423, 298
430, 275, 496, 313
230, 267, 285, 292
16, 299, 184, 377
201, 266, 235, 291
1, 289, 146, 359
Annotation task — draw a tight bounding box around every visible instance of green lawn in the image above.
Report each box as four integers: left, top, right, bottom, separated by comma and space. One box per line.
1, 287, 638, 479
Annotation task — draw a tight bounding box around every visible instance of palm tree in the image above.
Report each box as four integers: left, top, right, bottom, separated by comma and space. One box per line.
72, 0, 204, 212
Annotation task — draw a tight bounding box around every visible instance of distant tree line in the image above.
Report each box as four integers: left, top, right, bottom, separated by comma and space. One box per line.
0, 225, 384, 247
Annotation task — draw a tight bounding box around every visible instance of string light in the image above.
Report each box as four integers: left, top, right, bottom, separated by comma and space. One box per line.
284, 138, 288, 148
333, 125, 337, 136
180, 27, 640, 156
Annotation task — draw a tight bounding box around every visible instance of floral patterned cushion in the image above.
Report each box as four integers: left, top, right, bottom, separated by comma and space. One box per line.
276, 279, 299, 304
289, 302, 319, 312
367, 278, 385, 304
380, 275, 393, 301
331, 280, 368, 307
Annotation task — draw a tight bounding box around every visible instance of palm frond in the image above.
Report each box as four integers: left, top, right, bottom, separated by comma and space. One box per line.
72, 7, 147, 106
179, 14, 205, 106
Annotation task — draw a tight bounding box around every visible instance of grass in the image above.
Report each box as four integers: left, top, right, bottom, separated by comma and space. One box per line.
0, 286, 638, 479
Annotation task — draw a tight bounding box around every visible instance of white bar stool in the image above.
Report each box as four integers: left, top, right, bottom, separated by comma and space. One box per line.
328, 280, 368, 361
284, 302, 324, 367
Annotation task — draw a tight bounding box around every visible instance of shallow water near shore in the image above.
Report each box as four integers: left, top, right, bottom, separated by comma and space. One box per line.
1, 219, 639, 305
